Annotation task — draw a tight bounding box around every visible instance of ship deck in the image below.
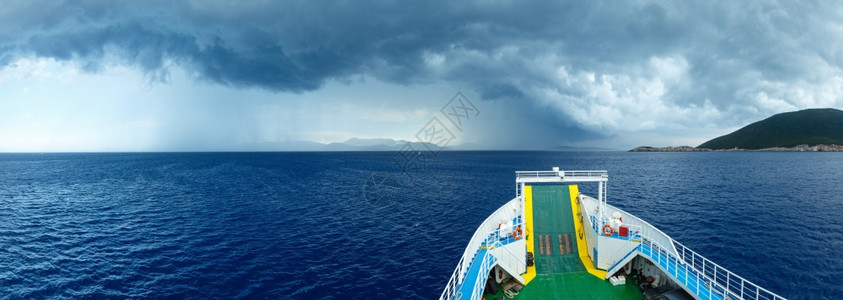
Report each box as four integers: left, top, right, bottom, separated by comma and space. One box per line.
483, 185, 640, 299
447, 169, 785, 300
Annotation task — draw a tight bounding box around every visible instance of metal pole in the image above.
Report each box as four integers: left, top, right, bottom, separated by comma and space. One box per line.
598, 181, 604, 222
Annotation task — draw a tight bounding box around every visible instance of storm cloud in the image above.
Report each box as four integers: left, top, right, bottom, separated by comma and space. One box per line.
2, 1, 842, 147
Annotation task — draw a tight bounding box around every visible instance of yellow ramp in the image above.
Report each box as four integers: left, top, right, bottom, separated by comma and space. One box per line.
522, 185, 536, 284
569, 185, 607, 279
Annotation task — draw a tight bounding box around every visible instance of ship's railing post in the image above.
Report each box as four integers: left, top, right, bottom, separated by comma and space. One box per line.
696, 258, 700, 297
725, 271, 730, 299
713, 266, 717, 295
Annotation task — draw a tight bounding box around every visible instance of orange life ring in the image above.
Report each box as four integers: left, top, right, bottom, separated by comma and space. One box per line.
602, 224, 613, 236
513, 227, 523, 240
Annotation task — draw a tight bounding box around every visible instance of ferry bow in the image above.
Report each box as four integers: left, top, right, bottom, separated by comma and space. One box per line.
441, 168, 785, 300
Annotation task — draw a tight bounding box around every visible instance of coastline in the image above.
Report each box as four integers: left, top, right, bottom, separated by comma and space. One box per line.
630, 144, 843, 152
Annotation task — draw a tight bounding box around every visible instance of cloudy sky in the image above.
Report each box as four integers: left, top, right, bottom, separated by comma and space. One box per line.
1, 1, 842, 152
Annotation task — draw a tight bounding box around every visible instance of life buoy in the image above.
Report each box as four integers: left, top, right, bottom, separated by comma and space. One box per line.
602, 224, 613, 236
513, 227, 523, 240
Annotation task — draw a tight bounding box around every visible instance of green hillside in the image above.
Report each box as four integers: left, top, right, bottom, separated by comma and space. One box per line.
698, 108, 843, 150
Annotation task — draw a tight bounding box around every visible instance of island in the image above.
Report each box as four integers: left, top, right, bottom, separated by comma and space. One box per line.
631, 108, 843, 152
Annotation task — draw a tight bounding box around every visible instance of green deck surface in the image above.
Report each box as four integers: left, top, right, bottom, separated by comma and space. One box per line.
512, 272, 641, 299
492, 185, 640, 300
531, 185, 583, 274
482, 273, 640, 300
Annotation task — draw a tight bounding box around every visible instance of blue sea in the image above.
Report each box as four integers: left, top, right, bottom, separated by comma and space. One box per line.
1, 151, 841, 299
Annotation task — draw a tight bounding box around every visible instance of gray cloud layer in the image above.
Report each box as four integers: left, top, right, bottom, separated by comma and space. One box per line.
3, 1, 842, 145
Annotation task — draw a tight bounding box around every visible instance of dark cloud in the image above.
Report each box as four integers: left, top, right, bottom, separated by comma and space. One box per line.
2, 1, 842, 143
1, 1, 688, 90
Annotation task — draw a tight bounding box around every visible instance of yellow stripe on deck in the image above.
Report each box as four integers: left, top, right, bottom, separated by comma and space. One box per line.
522, 185, 536, 284
569, 185, 608, 279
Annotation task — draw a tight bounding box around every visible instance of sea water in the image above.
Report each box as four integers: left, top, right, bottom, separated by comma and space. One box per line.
0, 152, 840, 299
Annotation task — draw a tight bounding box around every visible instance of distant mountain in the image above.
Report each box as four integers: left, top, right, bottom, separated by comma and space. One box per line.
552, 145, 621, 151
322, 138, 434, 151
246, 140, 326, 151
698, 108, 843, 150
243, 138, 453, 151
320, 143, 392, 151
252, 138, 622, 151
341, 138, 404, 147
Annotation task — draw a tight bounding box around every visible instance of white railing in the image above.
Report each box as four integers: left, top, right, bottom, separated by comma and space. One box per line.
491, 237, 527, 276
581, 195, 785, 299
440, 256, 464, 300
565, 170, 610, 179
515, 170, 608, 181
603, 223, 643, 272
515, 170, 561, 180
443, 228, 525, 300
440, 198, 523, 300
640, 236, 786, 300
672, 240, 786, 300
605, 243, 639, 275
464, 239, 524, 300
581, 196, 678, 257
466, 247, 496, 300
460, 199, 521, 280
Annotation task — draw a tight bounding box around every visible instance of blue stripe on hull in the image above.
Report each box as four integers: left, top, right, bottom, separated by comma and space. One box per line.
455, 249, 495, 299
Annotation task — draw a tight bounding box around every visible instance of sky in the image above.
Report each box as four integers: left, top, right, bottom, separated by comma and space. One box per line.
1, 1, 842, 152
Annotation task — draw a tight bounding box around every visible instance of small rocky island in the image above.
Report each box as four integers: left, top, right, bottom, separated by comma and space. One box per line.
630, 146, 709, 152
631, 108, 843, 152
